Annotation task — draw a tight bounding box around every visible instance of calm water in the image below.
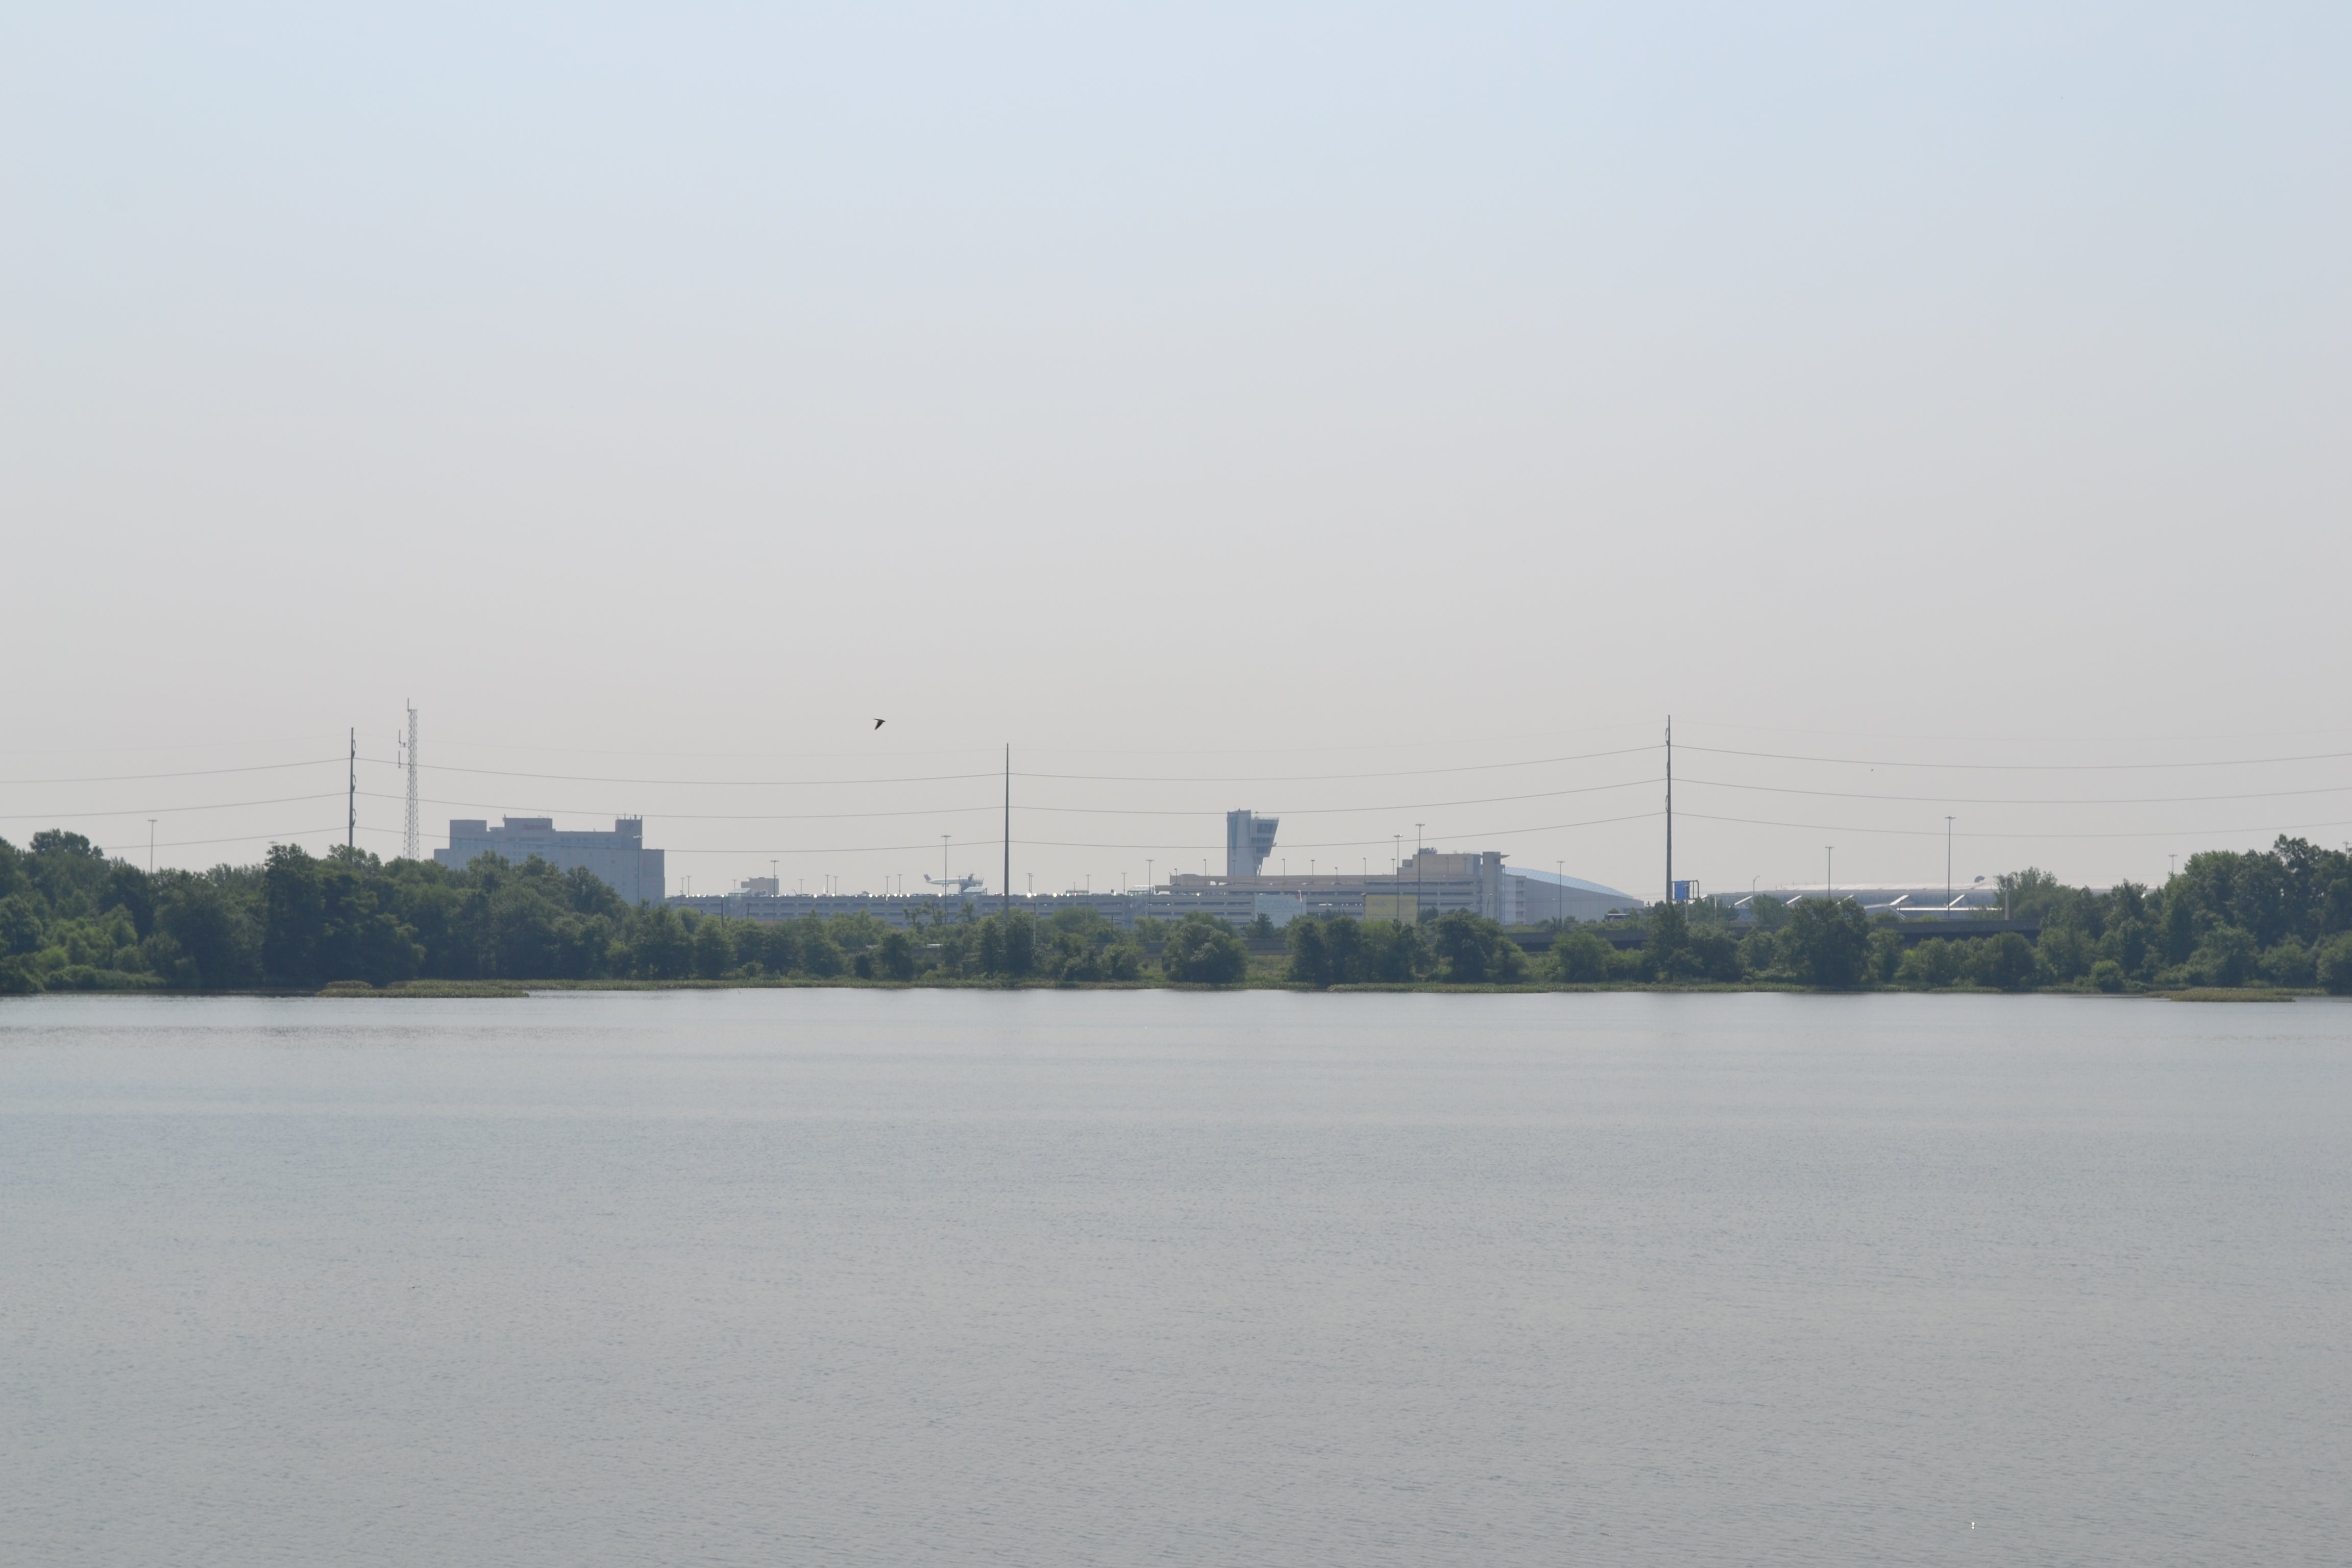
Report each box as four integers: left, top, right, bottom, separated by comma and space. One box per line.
2, 991, 2346, 1566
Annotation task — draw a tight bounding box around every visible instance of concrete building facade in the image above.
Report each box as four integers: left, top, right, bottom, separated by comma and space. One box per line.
1164, 849, 1641, 927
436, 816, 666, 904
1226, 811, 1279, 878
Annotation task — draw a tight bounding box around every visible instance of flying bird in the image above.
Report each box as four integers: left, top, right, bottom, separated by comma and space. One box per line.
873, 719, 886, 729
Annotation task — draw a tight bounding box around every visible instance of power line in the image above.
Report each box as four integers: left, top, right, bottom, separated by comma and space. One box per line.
1679, 743, 2352, 772
361, 759, 1004, 788
356, 790, 1001, 822
0, 793, 345, 820
650, 811, 1668, 855
1012, 745, 1660, 784
351, 774, 1661, 823
0, 757, 346, 786
1677, 810, 2352, 841
335, 744, 1663, 790
1674, 776, 2352, 807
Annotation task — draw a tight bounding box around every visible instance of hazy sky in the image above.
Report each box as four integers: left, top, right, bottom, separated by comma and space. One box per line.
5, 2, 2347, 899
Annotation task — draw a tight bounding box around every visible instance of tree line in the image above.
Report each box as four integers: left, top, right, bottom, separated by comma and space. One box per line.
1286, 837, 2352, 992
4, 830, 2348, 993
0, 834, 1250, 991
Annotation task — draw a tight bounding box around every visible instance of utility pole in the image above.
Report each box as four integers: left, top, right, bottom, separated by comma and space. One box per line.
1415, 822, 1425, 917
1665, 715, 1674, 905
1826, 846, 1834, 903
348, 727, 357, 850
1945, 816, 1954, 910
401, 702, 420, 861
148, 820, 156, 873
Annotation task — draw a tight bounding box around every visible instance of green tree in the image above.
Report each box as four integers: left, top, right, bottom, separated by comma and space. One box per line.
1427, 910, 1527, 983
2188, 925, 2258, 988
873, 928, 919, 980
1866, 921, 1905, 986
0, 893, 42, 958
1162, 914, 1246, 985
1968, 932, 2039, 991
973, 910, 1038, 977
1548, 927, 1614, 984
1287, 916, 1334, 987
799, 919, 848, 977
1895, 938, 1963, 989
1779, 898, 1872, 989
2316, 934, 2352, 995
1996, 867, 2066, 922
1642, 901, 1696, 980
632, 908, 694, 979
2259, 938, 2315, 987
691, 917, 734, 979
2037, 925, 2093, 985
261, 844, 327, 984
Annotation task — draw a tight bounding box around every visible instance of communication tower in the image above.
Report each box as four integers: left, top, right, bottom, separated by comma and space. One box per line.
402, 702, 420, 860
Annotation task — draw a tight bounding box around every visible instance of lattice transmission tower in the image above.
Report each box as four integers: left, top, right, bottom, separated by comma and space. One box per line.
401, 702, 420, 860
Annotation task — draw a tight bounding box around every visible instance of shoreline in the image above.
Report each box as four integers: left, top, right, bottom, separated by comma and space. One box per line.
4, 981, 2328, 1001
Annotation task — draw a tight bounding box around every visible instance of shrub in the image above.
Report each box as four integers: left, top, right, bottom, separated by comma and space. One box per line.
2089, 958, 2126, 993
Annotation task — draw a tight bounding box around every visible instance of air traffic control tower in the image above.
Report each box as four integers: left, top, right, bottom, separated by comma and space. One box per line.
1226, 810, 1279, 878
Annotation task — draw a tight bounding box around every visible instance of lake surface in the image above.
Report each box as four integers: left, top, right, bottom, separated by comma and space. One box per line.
2, 990, 2346, 1566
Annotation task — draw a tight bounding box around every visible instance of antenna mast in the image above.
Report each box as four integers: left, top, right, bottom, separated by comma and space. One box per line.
1002, 744, 1011, 917
402, 702, 420, 860
348, 728, 357, 849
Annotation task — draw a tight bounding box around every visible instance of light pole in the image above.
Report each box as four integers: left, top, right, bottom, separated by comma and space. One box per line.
1415, 823, 1425, 918
1945, 816, 1954, 913
1825, 846, 1834, 903
148, 819, 157, 874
